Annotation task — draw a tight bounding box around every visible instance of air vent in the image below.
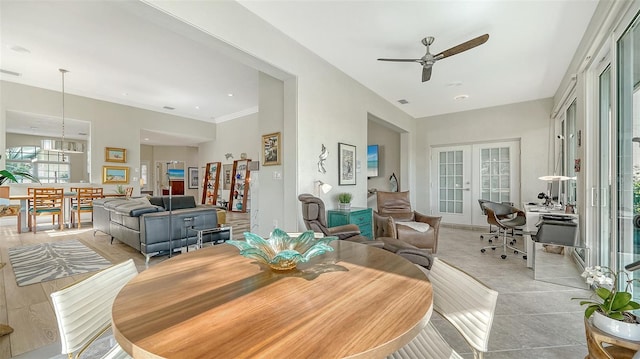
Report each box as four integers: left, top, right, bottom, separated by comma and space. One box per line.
163, 106, 175, 110
0, 69, 21, 77
397, 99, 409, 104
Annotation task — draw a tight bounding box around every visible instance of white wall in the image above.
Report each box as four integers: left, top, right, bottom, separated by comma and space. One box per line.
198, 112, 260, 206
257, 72, 285, 235
415, 98, 553, 219
148, 0, 416, 233
1, 81, 217, 195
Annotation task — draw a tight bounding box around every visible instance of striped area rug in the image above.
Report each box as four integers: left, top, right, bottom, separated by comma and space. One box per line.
8, 239, 112, 286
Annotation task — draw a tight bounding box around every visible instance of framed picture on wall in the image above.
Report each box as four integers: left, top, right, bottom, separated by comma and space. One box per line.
262, 132, 281, 166
105, 147, 126, 163
188, 167, 199, 189
338, 142, 356, 185
223, 164, 233, 190
102, 166, 129, 184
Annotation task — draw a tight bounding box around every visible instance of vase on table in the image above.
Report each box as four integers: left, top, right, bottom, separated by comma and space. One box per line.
592, 310, 640, 341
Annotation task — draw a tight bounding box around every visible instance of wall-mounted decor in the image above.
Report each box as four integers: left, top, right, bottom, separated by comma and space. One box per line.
223, 164, 233, 190
338, 142, 356, 185
105, 147, 126, 163
102, 166, 129, 184
262, 132, 281, 166
318, 144, 328, 174
168, 168, 185, 180
188, 167, 199, 189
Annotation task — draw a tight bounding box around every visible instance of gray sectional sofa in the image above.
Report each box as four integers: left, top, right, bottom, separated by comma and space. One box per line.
94, 195, 228, 263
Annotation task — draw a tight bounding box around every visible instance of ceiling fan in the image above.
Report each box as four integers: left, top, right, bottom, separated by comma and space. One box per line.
378, 34, 489, 82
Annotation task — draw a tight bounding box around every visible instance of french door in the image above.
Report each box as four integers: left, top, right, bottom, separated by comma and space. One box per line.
432, 141, 520, 226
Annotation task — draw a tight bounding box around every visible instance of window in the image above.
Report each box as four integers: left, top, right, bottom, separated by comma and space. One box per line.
5, 146, 70, 183
480, 147, 511, 203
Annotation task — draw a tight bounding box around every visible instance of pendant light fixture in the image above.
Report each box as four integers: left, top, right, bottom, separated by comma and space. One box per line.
41, 68, 85, 155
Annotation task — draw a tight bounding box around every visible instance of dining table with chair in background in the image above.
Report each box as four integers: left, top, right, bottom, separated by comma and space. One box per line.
112, 240, 433, 359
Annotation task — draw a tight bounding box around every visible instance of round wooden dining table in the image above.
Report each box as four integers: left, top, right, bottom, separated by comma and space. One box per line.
112, 240, 433, 359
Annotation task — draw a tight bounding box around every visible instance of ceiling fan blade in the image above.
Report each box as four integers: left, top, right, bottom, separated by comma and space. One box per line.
377, 58, 421, 62
434, 34, 489, 60
422, 66, 432, 82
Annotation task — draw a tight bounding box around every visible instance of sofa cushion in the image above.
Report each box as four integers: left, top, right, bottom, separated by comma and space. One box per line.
162, 196, 196, 210
149, 196, 197, 210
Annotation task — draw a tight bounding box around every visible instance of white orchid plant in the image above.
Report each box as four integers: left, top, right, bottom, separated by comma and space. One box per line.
574, 266, 640, 323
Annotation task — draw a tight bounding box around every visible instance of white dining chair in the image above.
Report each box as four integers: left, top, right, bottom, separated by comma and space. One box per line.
50, 259, 138, 359
388, 257, 499, 359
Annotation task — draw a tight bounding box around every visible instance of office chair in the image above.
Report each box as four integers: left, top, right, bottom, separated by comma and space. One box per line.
480, 202, 527, 260
478, 199, 499, 243
388, 258, 499, 359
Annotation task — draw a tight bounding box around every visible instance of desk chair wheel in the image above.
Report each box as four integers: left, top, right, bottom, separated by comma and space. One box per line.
481, 249, 486, 253
523, 255, 527, 260
501, 254, 507, 259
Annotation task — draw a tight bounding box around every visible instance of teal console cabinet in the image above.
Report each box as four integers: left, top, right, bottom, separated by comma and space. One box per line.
327, 207, 373, 239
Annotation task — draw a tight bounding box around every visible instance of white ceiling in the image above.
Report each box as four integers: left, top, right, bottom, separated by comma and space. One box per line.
1, 1, 598, 145
237, 0, 599, 119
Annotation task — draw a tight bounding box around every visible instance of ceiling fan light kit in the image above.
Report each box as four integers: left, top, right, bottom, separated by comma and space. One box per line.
378, 33, 489, 82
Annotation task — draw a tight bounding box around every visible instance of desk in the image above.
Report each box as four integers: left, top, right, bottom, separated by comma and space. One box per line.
522, 203, 578, 268
113, 241, 433, 358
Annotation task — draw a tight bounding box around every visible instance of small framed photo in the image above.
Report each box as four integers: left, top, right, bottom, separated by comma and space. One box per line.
188, 167, 199, 189
338, 142, 356, 185
223, 164, 233, 190
102, 166, 129, 184
105, 147, 126, 163
262, 132, 281, 166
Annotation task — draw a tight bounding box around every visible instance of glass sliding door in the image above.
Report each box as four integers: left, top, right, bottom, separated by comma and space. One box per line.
617, 14, 640, 290
598, 65, 612, 267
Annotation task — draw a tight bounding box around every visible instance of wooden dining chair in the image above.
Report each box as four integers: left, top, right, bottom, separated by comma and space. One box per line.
71, 187, 103, 229
29, 187, 64, 233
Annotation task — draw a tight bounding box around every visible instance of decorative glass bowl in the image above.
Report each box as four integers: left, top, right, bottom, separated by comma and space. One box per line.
226, 228, 337, 271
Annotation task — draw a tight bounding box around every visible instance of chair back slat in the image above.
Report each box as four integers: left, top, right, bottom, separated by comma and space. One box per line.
31, 188, 63, 211
50, 259, 138, 355
429, 258, 498, 353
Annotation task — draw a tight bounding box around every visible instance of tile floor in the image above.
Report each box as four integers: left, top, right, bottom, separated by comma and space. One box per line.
8, 224, 591, 358
432, 226, 590, 358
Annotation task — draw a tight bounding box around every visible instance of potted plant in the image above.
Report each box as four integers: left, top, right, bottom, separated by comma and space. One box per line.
0, 155, 40, 198
337, 192, 352, 211
573, 266, 640, 340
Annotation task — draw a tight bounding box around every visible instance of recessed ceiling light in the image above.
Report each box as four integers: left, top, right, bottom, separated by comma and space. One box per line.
454, 94, 469, 100
144, 138, 149, 141
447, 81, 463, 87
227, 93, 233, 97
30, 126, 38, 130
195, 106, 200, 110
122, 92, 128, 96
9, 45, 30, 54
163, 106, 175, 110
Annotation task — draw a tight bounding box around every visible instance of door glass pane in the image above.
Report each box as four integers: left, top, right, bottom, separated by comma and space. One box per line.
480, 146, 511, 203
566, 100, 578, 206
438, 150, 464, 214
617, 16, 640, 296
599, 65, 611, 267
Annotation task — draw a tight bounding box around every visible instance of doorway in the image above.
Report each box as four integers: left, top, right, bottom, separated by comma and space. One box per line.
432, 140, 521, 226
155, 161, 185, 196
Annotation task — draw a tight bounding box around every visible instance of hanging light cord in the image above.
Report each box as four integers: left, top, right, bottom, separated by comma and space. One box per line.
59, 69, 68, 161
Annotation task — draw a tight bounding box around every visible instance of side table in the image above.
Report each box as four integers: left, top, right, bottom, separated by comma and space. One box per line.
327, 207, 373, 239
188, 226, 232, 249
584, 317, 639, 358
